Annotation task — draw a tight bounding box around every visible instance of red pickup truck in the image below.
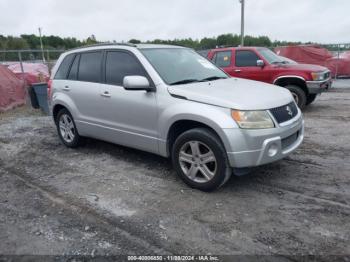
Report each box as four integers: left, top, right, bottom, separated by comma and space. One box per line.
203, 47, 332, 108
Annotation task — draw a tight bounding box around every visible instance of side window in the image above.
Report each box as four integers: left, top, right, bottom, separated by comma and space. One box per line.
68, 54, 80, 80
54, 54, 74, 79
78, 51, 102, 83
212, 51, 231, 67
105, 51, 146, 86
235, 50, 260, 67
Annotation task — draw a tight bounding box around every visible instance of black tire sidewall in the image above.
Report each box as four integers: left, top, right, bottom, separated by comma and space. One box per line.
56, 108, 81, 148
285, 85, 307, 109
172, 128, 230, 191
306, 94, 317, 105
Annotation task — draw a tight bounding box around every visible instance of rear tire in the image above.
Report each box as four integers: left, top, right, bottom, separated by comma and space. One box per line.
172, 128, 232, 192
56, 108, 84, 148
285, 85, 307, 109
306, 94, 317, 105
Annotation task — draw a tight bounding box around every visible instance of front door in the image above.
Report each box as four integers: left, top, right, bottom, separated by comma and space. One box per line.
97, 50, 159, 154
232, 50, 271, 83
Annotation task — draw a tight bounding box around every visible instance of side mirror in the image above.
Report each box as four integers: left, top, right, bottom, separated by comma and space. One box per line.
123, 76, 153, 91
257, 60, 265, 67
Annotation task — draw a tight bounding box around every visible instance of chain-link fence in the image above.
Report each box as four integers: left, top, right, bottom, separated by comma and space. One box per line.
0, 49, 65, 74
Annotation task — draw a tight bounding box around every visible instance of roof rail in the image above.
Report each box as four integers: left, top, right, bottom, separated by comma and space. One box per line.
68, 42, 137, 51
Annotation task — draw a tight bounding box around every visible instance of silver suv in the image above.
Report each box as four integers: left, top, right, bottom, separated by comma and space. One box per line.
49, 43, 304, 191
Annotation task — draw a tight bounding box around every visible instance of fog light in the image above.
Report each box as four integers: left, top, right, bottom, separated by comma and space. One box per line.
268, 143, 278, 157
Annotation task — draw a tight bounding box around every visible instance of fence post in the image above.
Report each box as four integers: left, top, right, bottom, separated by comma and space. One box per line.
18, 51, 25, 75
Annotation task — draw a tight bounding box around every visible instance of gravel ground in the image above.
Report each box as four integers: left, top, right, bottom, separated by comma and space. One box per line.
0, 89, 349, 259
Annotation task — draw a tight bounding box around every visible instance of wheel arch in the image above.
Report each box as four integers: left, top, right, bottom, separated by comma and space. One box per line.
273, 76, 309, 96
163, 118, 232, 158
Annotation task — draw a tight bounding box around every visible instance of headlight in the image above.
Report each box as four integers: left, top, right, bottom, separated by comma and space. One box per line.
231, 110, 274, 129
311, 72, 325, 81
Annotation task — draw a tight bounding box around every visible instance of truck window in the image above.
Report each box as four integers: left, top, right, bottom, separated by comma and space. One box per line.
105, 51, 146, 86
212, 51, 231, 67
235, 50, 260, 67
78, 51, 103, 83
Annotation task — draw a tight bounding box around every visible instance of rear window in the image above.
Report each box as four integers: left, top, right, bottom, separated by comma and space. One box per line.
54, 54, 75, 79
78, 51, 102, 83
212, 51, 232, 67
68, 54, 80, 80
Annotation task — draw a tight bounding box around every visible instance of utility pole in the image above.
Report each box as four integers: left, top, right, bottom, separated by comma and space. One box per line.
38, 27, 45, 62
239, 0, 245, 46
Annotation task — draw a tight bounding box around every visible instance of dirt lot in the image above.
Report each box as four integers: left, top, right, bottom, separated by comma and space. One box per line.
0, 88, 350, 259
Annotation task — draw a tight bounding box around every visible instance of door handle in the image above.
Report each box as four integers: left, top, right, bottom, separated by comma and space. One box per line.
63, 86, 70, 91
234, 69, 242, 73
101, 91, 111, 98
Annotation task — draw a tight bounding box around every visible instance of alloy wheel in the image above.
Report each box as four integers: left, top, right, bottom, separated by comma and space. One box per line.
178, 141, 217, 183
59, 114, 75, 143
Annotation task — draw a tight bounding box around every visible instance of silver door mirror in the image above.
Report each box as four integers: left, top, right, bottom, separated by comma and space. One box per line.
257, 60, 265, 67
123, 76, 153, 91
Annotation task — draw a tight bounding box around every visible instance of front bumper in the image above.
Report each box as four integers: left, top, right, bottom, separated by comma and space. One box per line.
224, 113, 304, 168
306, 78, 332, 94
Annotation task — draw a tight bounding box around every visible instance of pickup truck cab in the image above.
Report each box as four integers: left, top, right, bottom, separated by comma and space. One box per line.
206, 47, 332, 109
49, 44, 304, 191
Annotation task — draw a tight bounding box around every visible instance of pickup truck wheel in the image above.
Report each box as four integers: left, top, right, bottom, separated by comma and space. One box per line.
56, 108, 84, 148
172, 128, 232, 191
285, 85, 307, 109
306, 94, 317, 105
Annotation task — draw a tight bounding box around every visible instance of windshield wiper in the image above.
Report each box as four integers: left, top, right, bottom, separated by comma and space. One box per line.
200, 76, 227, 82
169, 79, 199, 85
271, 61, 284, 64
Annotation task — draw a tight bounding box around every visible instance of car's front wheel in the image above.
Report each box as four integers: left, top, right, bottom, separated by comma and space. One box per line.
56, 108, 83, 148
172, 128, 232, 191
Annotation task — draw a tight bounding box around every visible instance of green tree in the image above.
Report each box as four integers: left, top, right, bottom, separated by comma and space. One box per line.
129, 39, 141, 44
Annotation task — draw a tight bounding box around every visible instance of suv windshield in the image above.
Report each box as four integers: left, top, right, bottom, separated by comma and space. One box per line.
258, 48, 285, 64
140, 48, 228, 85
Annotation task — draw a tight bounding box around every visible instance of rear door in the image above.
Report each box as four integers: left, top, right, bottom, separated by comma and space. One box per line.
233, 49, 270, 83
65, 51, 104, 130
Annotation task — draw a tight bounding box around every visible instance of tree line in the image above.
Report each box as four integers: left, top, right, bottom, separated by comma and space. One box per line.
0, 33, 306, 61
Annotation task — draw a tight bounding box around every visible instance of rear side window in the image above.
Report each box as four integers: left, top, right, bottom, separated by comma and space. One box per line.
212, 51, 232, 67
235, 50, 260, 67
68, 54, 80, 80
78, 51, 102, 83
105, 51, 146, 86
54, 54, 74, 79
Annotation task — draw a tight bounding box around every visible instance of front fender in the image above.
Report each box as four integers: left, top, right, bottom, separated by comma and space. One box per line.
158, 100, 238, 157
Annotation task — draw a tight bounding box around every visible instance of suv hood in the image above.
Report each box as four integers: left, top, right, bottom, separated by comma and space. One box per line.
167, 78, 293, 110
276, 63, 329, 72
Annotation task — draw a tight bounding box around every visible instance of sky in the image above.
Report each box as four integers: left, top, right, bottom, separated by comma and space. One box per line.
0, 0, 349, 43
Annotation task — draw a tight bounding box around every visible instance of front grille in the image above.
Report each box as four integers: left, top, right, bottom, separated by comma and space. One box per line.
282, 131, 299, 150
269, 102, 298, 124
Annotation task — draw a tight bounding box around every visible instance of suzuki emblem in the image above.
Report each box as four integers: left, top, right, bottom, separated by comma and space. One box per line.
286, 106, 293, 116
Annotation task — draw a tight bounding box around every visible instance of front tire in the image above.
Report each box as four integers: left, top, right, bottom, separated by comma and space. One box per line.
56, 108, 83, 148
172, 128, 232, 191
285, 85, 307, 109
306, 94, 317, 105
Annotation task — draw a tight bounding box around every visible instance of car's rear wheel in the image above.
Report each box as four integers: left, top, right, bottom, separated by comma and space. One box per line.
285, 85, 307, 109
306, 94, 317, 105
172, 128, 232, 191
56, 108, 83, 148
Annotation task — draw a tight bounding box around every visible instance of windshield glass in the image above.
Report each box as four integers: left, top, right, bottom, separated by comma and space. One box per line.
140, 48, 228, 85
258, 48, 284, 64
